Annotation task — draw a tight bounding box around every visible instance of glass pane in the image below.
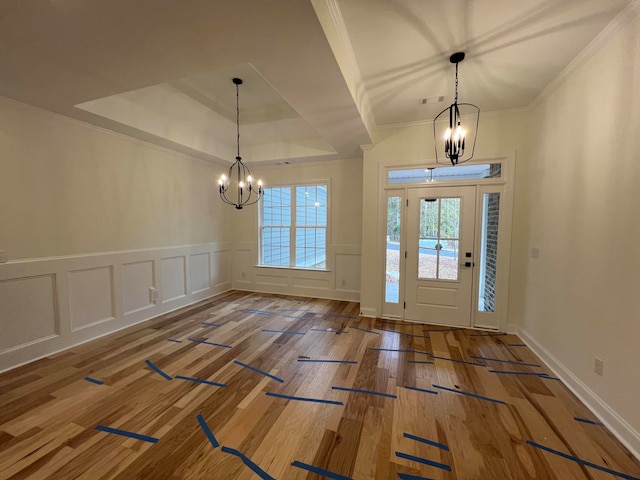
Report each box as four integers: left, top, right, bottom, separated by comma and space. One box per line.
385, 197, 401, 303
295, 185, 327, 227
419, 199, 439, 238
262, 227, 290, 266
418, 245, 437, 279
295, 227, 326, 269
263, 187, 291, 226
439, 240, 459, 280
418, 196, 461, 281
388, 163, 501, 184
478, 192, 500, 312
440, 198, 460, 238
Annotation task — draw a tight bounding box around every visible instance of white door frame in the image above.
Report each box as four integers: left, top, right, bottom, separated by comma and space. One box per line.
379, 155, 515, 331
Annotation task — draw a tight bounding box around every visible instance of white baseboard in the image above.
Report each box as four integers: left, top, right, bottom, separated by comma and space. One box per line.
518, 327, 640, 461
359, 307, 377, 318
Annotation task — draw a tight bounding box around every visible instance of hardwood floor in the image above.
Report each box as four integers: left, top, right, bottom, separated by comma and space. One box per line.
1, 291, 639, 479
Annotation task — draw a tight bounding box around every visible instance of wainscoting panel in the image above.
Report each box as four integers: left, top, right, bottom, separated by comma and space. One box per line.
255, 273, 290, 288
232, 244, 361, 301
335, 251, 361, 294
190, 253, 211, 294
122, 260, 155, 316
161, 256, 187, 303
68, 266, 115, 331
212, 249, 230, 288
0, 242, 232, 373
0, 274, 58, 351
292, 276, 330, 291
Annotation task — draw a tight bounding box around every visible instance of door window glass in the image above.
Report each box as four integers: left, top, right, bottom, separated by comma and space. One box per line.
418, 197, 460, 281
478, 192, 500, 312
385, 196, 401, 303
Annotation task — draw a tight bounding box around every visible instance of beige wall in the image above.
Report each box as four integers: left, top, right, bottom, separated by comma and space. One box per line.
0, 98, 229, 261
517, 13, 640, 448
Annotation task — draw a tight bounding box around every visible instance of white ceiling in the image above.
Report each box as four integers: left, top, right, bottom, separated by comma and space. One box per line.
0, 0, 632, 165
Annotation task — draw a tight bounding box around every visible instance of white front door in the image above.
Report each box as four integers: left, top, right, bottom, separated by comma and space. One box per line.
404, 186, 476, 326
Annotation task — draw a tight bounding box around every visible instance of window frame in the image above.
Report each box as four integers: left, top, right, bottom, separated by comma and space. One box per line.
258, 181, 330, 271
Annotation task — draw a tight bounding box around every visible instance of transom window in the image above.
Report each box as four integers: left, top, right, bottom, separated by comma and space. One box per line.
260, 184, 327, 269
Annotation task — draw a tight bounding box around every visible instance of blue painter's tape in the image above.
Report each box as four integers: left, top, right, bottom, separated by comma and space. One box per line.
404, 386, 439, 395
349, 326, 380, 335
469, 332, 508, 337
188, 338, 233, 348
403, 432, 449, 451
432, 384, 506, 405
291, 460, 353, 480
278, 309, 314, 312
201, 322, 221, 327
395, 451, 451, 472
331, 386, 397, 399
233, 360, 284, 383
242, 309, 274, 316
265, 392, 344, 405
574, 417, 604, 426
196, 414, 219, 448
261, 329, 306, 335
322, 313, 356, 319
95, 425, 159, 443
428, 355, 486, 366
376, 328, 402, 334
408, 360, 434, 364
401, 333, 431, 339
526, 441, 640, 480
471, 355, 541, 367
489, 370, 552, 377
84, 376, 103, 385
310, 328, 347, 333
175, 375, 227, 387
221, 446, 276, 480
379, 320, 423, 327
370, 348, 431, 355
508, 343, 527, 347
398, 473, 436, 480
145, 359, 172, 380
297, 359, 357, 364
167, 339, 182, 343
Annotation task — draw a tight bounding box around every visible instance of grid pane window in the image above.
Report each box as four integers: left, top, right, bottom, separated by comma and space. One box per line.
417, 197, 461, 281
261, 184, 327, 269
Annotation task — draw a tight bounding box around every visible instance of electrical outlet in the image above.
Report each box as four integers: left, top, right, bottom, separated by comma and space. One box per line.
241, 271, 246, 279
531, 247, 540, 259
594, 357, 604, 376
149, 287, 159, 304
341, 279, 347, 286
0, 250, 6, 263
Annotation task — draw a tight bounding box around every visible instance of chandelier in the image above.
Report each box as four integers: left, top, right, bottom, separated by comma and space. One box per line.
433, 52, 480, 165
218, 78, 263, 209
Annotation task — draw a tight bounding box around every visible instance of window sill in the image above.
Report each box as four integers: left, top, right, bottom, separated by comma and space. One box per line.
255, 265, 331, 273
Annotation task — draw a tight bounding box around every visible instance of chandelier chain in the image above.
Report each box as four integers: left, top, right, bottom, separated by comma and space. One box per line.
454, 61, 459, 105
236, 82, 240, 159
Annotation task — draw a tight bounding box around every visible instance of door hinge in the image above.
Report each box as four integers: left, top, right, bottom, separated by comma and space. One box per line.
403, 302, 406, 309
406, 199, 408, 207
404, 251, 407, 259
